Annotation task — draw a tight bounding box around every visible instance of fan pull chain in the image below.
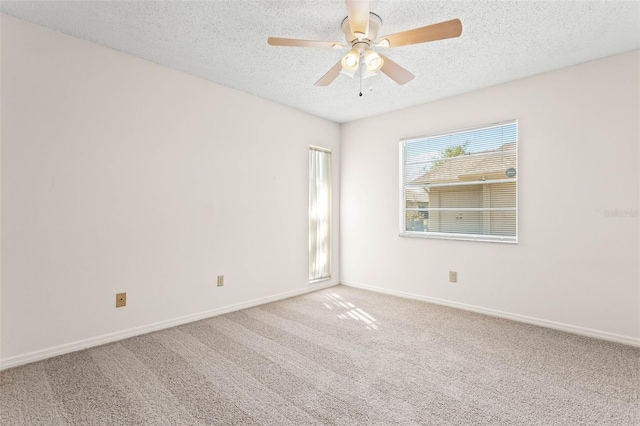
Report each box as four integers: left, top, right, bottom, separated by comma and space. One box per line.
359, 62, 363, 97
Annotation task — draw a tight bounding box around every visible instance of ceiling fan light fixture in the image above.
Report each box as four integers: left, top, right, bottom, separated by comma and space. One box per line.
363, 49, 384, 72
268, 3, 462, 88
339, 68, 356, 78
361, 67, 379, 80
341, 48, 360, 72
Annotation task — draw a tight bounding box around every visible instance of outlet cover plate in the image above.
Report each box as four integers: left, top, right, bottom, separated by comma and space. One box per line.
116, 292, 127, 308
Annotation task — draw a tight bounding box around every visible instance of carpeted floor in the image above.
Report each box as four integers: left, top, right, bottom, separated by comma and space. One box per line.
1, 285, 638, 425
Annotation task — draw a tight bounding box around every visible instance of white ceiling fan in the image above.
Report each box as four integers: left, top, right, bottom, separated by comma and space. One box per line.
268, 0, 462, 86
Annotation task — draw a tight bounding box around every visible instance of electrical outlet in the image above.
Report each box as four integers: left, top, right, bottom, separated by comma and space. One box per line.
217, 275, 224, 287
449, 271, 457, 283
116, 292, 127, 308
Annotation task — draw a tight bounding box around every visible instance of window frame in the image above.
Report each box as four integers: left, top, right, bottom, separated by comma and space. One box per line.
309, 145, 332, 283
399, 120, 518, 243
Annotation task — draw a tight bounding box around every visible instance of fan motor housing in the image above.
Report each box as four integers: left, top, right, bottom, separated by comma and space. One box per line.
341, 12, 382, 44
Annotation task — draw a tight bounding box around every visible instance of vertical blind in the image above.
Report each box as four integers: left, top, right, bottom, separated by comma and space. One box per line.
309, 146, 331, 282
400, 120, 518, 243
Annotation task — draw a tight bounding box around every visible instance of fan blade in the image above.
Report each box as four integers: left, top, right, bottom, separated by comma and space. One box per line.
268, 37, 343, 49
379, 19, 462, 48
378, 54, 415, 85
315, 61, 343, 86
345, 0, 370, 37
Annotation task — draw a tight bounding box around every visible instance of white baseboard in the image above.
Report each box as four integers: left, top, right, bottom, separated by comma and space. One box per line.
0, 281, 339, 371
340, 281, 640, 348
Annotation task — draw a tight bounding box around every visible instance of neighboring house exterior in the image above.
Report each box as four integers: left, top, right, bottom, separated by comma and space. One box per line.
408, 142, 516, 236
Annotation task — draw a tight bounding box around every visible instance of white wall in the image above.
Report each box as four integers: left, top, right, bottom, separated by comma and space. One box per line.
0, 15, 340, 365
341, 50, 639, 344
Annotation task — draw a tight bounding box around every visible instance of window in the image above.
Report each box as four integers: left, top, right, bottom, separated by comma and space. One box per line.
400, 121, 518, 243
309, 146, 331, 282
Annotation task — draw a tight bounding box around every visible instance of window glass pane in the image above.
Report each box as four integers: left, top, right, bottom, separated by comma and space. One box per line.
488, 211, 517, 236
401, 121, 517, 242
405, 211, 428, 232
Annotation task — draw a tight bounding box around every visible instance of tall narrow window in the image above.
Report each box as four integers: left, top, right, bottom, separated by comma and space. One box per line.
400, 120, 518, 243
309, 146, 331, 282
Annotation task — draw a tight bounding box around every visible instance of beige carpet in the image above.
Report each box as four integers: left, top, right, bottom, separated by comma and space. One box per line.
1, 285, 638, 425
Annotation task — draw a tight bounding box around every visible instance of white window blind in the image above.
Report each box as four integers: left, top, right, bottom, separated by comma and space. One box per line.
309, 146, 331, 282
400, 121, 518, 243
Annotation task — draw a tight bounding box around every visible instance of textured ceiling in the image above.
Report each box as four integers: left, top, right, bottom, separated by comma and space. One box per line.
2, 1, 639, 123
